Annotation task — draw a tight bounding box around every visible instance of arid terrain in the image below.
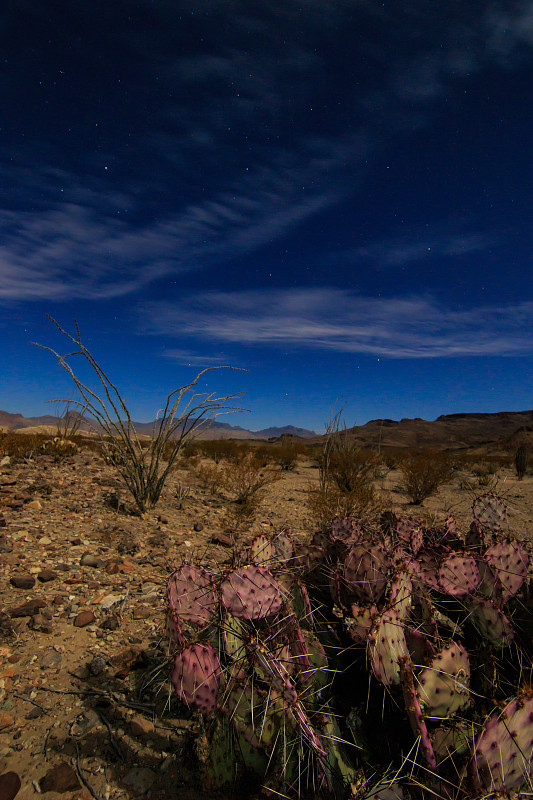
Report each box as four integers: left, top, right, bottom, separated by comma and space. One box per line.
0, 432, 532, 800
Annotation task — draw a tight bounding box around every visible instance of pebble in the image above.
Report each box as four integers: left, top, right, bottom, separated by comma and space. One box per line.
122, 768, 156, 795
9, 574, 35, 589
8, 599, 46, 618
80, 553, 104, 568
99, 593, 126, 610
130, 716, 154, 736
29, 614, 53, 633
0, 713, 13, 731
73, 611, 96, 627
37, 569, 58, 582
39, 763, 80, 793
193, 521, 204, 532
0, 772, 21, 800
40, 650, 62, 669
26, 500, 42, 510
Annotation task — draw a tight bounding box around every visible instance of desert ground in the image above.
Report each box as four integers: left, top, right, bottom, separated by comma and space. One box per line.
0, 435, 531, 800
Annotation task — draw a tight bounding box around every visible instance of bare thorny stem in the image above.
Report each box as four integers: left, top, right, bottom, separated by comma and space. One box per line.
31, 315, 248, 512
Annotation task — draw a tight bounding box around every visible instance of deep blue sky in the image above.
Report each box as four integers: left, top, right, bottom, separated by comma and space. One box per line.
2, 0, 533, 433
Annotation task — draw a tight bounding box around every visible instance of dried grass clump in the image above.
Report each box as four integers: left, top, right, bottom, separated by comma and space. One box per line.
307, 405, 382, 531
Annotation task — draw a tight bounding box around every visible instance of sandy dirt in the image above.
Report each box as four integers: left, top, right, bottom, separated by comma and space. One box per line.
0, 445, 531, 800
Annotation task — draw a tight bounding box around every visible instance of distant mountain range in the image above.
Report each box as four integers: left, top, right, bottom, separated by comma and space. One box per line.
3, 407, 533, 450
0, 410, 317, 440
309, 410, 533, 451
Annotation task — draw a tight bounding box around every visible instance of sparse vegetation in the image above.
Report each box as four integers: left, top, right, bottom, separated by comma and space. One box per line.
398, 449, 455, 504
32, 315, 246, 513
515, 443, 529, 480
307, 404, 380, 530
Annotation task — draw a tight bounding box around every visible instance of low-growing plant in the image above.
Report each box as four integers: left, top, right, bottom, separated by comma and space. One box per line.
398, 450, 454, 504
222, 451, 281, 505
32, 316, 246, 513
307, 404, 381, 530
193, 462, 226, 496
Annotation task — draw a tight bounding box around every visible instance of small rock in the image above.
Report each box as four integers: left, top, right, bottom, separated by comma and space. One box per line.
0, 713, 13, 731
87, 654, 106, 676
9, 574, 35, 590
211, 531, 233, 547
29, 614, 53, 633
99, 594, 125, 610
157, 515, 168, 524
133, 605, 151, 620
38, 536, 52, 545
7, 599, 46, 618
26, 500, 42, 510
39, 763, 80, 793
40, 651, 62, 670
73, 611, 96, 628
26, 706, 46, 720
122, 767, 156, 795
80, 553, 104, 568
193, 521, 204, 532
99, 614, 120, 631
104, 561, 120, 574
0, 457, 10, 467
37, 569, 58, 582
70, 538, 83, 546
0, 535, 12, 552
0, 772, 21, 800
130, 716, 154, 736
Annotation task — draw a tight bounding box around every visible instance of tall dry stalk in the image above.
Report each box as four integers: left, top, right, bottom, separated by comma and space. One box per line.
32, 316, 247, 513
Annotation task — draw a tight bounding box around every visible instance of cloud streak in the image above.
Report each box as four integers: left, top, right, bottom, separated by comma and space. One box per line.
143, 288, 533, 359
2, 0, 533, 300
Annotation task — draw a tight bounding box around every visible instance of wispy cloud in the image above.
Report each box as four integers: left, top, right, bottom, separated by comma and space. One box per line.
336, 226, 497, 268
161, 348, 228, 367
143, 288, 533, 358
3, 1, 533, 301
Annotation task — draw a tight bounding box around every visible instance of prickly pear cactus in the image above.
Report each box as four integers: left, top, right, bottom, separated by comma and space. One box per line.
472, 492, 507, 532
171, 643, 221, 713
484, 538, 529, 601
416, 642, 471, 718
167, 564, 216, 625
221, 565, 283, 619
344, 543, 389, 603
368, 608, 409, 685
438, 553, 481, 596
471, 696, 533, 793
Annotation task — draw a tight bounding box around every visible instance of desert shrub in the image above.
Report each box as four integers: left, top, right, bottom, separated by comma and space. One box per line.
196, 438, 241, 463
253, 444, 273, 466
307, 405, 381, 530
273, 442, 303, 471
222, 451, 281, 505
470, 461, 497, 478
193, 462, 226, 495
515, 444, 529, 480
33, 316, 245, 513
307, 479, 381, 532
0, 432, 48, 461
398, 450, 454, 504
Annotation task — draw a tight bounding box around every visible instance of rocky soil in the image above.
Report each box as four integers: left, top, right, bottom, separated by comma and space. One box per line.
0, 446, 531, 800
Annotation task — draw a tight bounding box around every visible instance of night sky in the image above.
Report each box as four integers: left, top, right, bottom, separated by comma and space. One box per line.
2, 1, 533, 433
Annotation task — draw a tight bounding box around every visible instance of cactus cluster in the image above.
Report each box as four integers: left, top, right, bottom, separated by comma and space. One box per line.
165, 493, 532, 798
